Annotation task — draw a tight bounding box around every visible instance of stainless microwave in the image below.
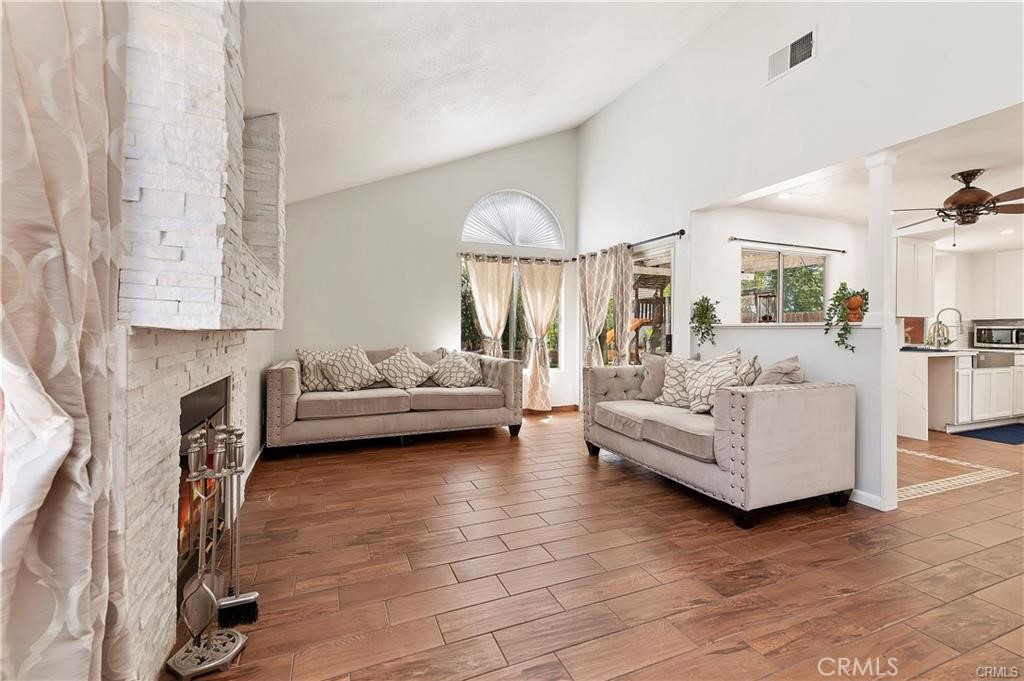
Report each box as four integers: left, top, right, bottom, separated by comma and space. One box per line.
974, 324, 1024, 349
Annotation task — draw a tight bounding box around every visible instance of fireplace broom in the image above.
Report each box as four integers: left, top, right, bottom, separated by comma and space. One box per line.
218, 427, 260, 627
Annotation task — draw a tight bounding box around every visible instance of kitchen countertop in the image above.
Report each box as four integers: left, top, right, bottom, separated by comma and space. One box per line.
899, 348, 977, 357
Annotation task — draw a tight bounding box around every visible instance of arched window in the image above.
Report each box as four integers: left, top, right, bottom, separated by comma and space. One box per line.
461, 190, 564, 250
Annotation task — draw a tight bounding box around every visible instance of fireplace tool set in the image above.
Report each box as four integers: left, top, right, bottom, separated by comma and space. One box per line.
167, 425, 259, 680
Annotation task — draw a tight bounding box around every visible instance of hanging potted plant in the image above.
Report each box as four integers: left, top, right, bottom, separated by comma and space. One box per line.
690, 296, 720, 347
824, 283, 869, 352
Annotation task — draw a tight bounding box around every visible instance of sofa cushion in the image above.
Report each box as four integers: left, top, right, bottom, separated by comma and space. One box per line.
296, 388, 410, 420
322, 345, 384, 391
594, 400, 682, 441
407, 386, 504, 411
295, 348, 336, 392
641, 411, 716, 463
376, 346, 434, 389
684, 360, 741, 414
432, 354, 482, 388
754, 355, 805, 385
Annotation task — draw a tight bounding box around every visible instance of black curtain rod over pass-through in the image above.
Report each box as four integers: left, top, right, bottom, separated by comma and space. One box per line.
728, 236, 846, 254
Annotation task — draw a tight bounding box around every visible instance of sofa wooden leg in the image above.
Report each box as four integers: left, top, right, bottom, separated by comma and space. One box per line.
733, 508, 754, 529
586, 441, 600, 457
508, 424, 521, 437
827, 489, 852, 507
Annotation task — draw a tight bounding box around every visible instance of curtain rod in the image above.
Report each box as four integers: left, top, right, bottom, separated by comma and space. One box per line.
457, 252, 571, 263
728, 236, 846, 254
458, 229, 687, 264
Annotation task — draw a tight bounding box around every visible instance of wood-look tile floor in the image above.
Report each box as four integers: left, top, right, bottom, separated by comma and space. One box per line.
189, 415, 1022, 681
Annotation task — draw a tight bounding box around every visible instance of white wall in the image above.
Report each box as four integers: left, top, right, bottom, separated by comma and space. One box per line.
578, 3, 1022, 252
277, 130, 581, 406
689, 207, 868, 326
245, 330, 276, 488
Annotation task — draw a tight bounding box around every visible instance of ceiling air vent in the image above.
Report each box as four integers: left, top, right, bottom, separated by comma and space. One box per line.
767, 30, 815, 83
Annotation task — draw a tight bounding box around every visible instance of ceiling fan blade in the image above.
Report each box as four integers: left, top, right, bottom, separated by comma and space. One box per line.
994, 203, 1024, 214
993, 187, 1024, 203
897, 216, 941, 230
892, 208, 941, 212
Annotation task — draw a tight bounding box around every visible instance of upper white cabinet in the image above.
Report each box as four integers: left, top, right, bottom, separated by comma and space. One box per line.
896, 237, 935, 318
970, 249, 1024, 319
995, 251, 1023, 318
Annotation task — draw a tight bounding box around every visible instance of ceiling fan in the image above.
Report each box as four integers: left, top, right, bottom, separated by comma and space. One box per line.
894, 169, 1024, 246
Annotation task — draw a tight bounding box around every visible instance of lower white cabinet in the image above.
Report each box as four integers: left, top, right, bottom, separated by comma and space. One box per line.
1014, 366, 1024, 417
956, 369, 973, 424
972, 368, 1014, 421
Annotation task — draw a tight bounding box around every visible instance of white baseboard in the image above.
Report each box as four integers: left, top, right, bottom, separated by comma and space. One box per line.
850, 489, 886, 510
946, 417, 1023, 434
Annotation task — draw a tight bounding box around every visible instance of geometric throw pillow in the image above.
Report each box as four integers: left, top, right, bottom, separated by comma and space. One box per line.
654, 356, 704, 408
296, 348, 335, 392
655, 349, 740, 409
448, 350, 483, 374
432, 354, 482, 388
736, 355, 761, 386
321, 345, 384, 392
753, 355, 805, 385
684, 360, 741, 414
374, 346, 433, 390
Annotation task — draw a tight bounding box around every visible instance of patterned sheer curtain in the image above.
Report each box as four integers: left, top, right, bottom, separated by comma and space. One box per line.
608, 244, 633, 366
464, 255, 514, 357
577, 251, 613, 367
1, 3, 134, 678
519, 260, 563, 411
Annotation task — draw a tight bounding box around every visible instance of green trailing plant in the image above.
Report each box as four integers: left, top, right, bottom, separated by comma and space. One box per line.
824, 282, 869, 352
690, 296, 720, 347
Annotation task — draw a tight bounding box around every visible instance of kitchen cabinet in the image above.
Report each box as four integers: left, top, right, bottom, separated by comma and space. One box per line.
896, 237, 935, 318
1014, 366, 1024, 417
995, 251, 1024, 318
972, 367, 1013, 421
956, 368, 973, 424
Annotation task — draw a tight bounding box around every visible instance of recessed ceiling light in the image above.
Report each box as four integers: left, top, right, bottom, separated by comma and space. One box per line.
1001, 229, 1015, 235
778, 192, 792, 199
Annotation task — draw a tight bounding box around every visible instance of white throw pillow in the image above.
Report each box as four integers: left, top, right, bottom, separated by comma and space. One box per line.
736, 355, 761, 386
322, 345, 383, 392
685, 360, 742, 414
375, 346, 434, 389
448, 350, 483, 374
296, 348, 335, 392
432, 354, 482, 388
655, 349, 740, 408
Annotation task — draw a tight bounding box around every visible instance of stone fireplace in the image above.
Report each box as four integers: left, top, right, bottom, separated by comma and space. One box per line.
114, 2, 286, 679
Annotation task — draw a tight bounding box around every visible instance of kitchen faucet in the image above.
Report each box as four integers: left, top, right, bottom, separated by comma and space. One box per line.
927, 307, 963, 348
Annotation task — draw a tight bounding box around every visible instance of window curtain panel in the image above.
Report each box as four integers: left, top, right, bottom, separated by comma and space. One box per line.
578, 251, 613, 368
1, 3, 134, 679
465, 255, 514, 357
608, 243, 633, 366
519, 260, 563, 411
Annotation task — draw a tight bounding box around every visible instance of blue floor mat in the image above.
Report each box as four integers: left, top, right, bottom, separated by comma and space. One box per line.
957, 424, 1024, 445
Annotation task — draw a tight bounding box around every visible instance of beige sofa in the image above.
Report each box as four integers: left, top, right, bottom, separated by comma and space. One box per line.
583, 365, 855, 528
266, 354, 522, 448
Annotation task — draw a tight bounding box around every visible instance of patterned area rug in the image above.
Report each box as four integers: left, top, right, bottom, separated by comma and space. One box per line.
897, 448, 1019, 501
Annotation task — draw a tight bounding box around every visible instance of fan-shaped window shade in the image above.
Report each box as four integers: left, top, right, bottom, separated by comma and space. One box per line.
462, 190, 564, 249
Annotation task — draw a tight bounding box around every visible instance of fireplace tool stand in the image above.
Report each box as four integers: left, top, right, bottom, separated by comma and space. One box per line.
167, 430, 247, 680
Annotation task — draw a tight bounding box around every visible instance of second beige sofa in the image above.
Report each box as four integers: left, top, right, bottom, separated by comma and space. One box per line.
266, 352, 522, 448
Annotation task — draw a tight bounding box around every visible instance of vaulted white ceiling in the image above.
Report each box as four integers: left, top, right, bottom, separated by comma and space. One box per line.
739, 104, 1024, 253
242, 2, 731, 203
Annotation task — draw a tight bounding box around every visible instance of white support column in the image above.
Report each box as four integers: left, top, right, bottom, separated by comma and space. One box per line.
865, 150, 899, 511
